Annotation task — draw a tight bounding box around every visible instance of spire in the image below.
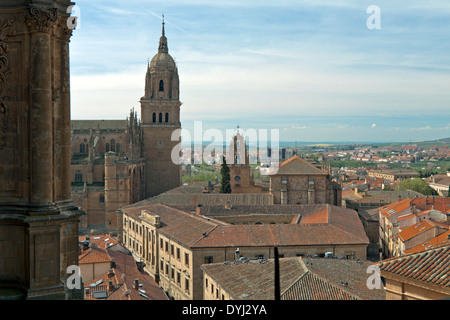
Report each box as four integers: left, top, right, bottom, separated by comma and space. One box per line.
158, 14, 168, 54
162, 14, 165, 37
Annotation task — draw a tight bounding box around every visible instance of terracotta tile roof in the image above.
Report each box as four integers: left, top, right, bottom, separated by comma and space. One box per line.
79, 246, 111, 264
201, 257, 307, 300
378, 244, 450, 288
170, 203, 330, 219
123, 204, 219, 247
405, 232, 450, 254
271, 155, 327, 176
295, 258, 385, 300
192, 206, 369, 248
282, 271, 358, 300
410, 197, 450, 214
397, 219, 449, 242
106, 248, 168, 300
379, 198, 413, 218
201, 257, 384, 300
299, 206, 328, 224
79, 234, 119, 250
341, 189, 362, 201
123, 204, 369, 249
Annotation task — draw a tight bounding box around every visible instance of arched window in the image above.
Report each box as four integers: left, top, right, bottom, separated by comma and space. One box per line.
165, 112, 169, 123
80, 143, 85, 153
111, 139, 116, 152
159, 113, 162, 123
106, 143, 110, 152
152, 112, 156, 122
75, 170, 82, 182
116, 143, 120, 153
159, 80, 164, 92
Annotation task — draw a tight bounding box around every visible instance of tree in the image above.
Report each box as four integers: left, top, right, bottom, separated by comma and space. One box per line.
395, 178, 438, 195
220, 156, 231, 194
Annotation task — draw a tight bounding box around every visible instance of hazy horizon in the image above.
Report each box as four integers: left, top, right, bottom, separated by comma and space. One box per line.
69, 1, 450, 143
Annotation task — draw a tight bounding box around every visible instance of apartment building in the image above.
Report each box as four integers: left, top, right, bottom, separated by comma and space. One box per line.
120, 203, 370, 300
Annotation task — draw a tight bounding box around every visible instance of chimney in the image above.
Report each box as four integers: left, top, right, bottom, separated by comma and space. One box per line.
398, 194, 402, 202
411, 203, 417, 214
108, 280, 114, 292
134, 279, 139, 290
108, 269, 115, 278
195, 205, 201, 216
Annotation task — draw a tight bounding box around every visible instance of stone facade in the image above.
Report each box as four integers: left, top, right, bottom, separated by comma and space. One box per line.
70, 112, 146, 233
0, 1, 82, 300
270, 156, 341, 206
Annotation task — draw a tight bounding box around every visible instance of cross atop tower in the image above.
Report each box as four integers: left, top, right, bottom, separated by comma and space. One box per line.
158, 14, 168, 53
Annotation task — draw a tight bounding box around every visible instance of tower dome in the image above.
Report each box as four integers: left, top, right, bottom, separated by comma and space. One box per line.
143, 16, 179, 100
149, 15, 177, 72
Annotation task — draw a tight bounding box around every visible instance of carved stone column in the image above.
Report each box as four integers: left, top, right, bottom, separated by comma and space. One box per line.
26, 5, 57, 205
0, 1, 83, 300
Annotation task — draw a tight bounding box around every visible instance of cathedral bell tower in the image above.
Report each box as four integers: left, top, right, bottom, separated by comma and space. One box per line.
140, 17, 182, 197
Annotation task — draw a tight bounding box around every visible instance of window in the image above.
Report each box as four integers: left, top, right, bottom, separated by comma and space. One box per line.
165, 241, 169, 252
204, 256, 213, 264
160, 239, 163, 249
160, 261, 164, 273
171, 244, 174, 256
185, 278, 189, 292
165, 112, 169, 123
205, 278, 209, 289
159, 113, 162, 123
152, 112, 156, 123
281, 177, 288, 184
99, 194, 105, 204
80, 143, 85, 153
106, 143, 110, 152
177, 272, 181, 284
309, 177, 315, 186
159, 80, 164, 92
75, 171, 82, 182
116, 143, 120, 153
185, 253, 189, 266
176, 248, 180, 260
111, 139, 116, 152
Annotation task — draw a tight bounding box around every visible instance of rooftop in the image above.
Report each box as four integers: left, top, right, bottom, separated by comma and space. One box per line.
122, 204, 369, 248
270, 155, 327, 176
378, 244, 450, 288
201, 256, 385, 300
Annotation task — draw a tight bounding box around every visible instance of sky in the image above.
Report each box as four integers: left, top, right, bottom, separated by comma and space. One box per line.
69, 0, 450, 143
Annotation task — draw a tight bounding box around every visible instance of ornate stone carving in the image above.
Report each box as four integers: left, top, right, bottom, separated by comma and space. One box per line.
57, 15, 74, 41
25, 5, 58, 33
0, 19, 15, 150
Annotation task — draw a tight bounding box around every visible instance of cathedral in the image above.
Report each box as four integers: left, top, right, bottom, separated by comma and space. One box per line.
70, 18, 182, 234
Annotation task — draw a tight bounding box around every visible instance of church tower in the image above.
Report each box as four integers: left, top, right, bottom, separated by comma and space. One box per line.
140, 17, 182, 197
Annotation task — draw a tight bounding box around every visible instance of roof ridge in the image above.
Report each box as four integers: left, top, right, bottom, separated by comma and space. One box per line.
190, 224, 221, 247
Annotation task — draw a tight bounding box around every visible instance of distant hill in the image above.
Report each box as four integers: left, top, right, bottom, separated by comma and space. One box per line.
413, 137, 450, 147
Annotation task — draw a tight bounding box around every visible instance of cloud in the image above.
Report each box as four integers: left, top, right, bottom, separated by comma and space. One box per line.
371, 124, 376, 128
